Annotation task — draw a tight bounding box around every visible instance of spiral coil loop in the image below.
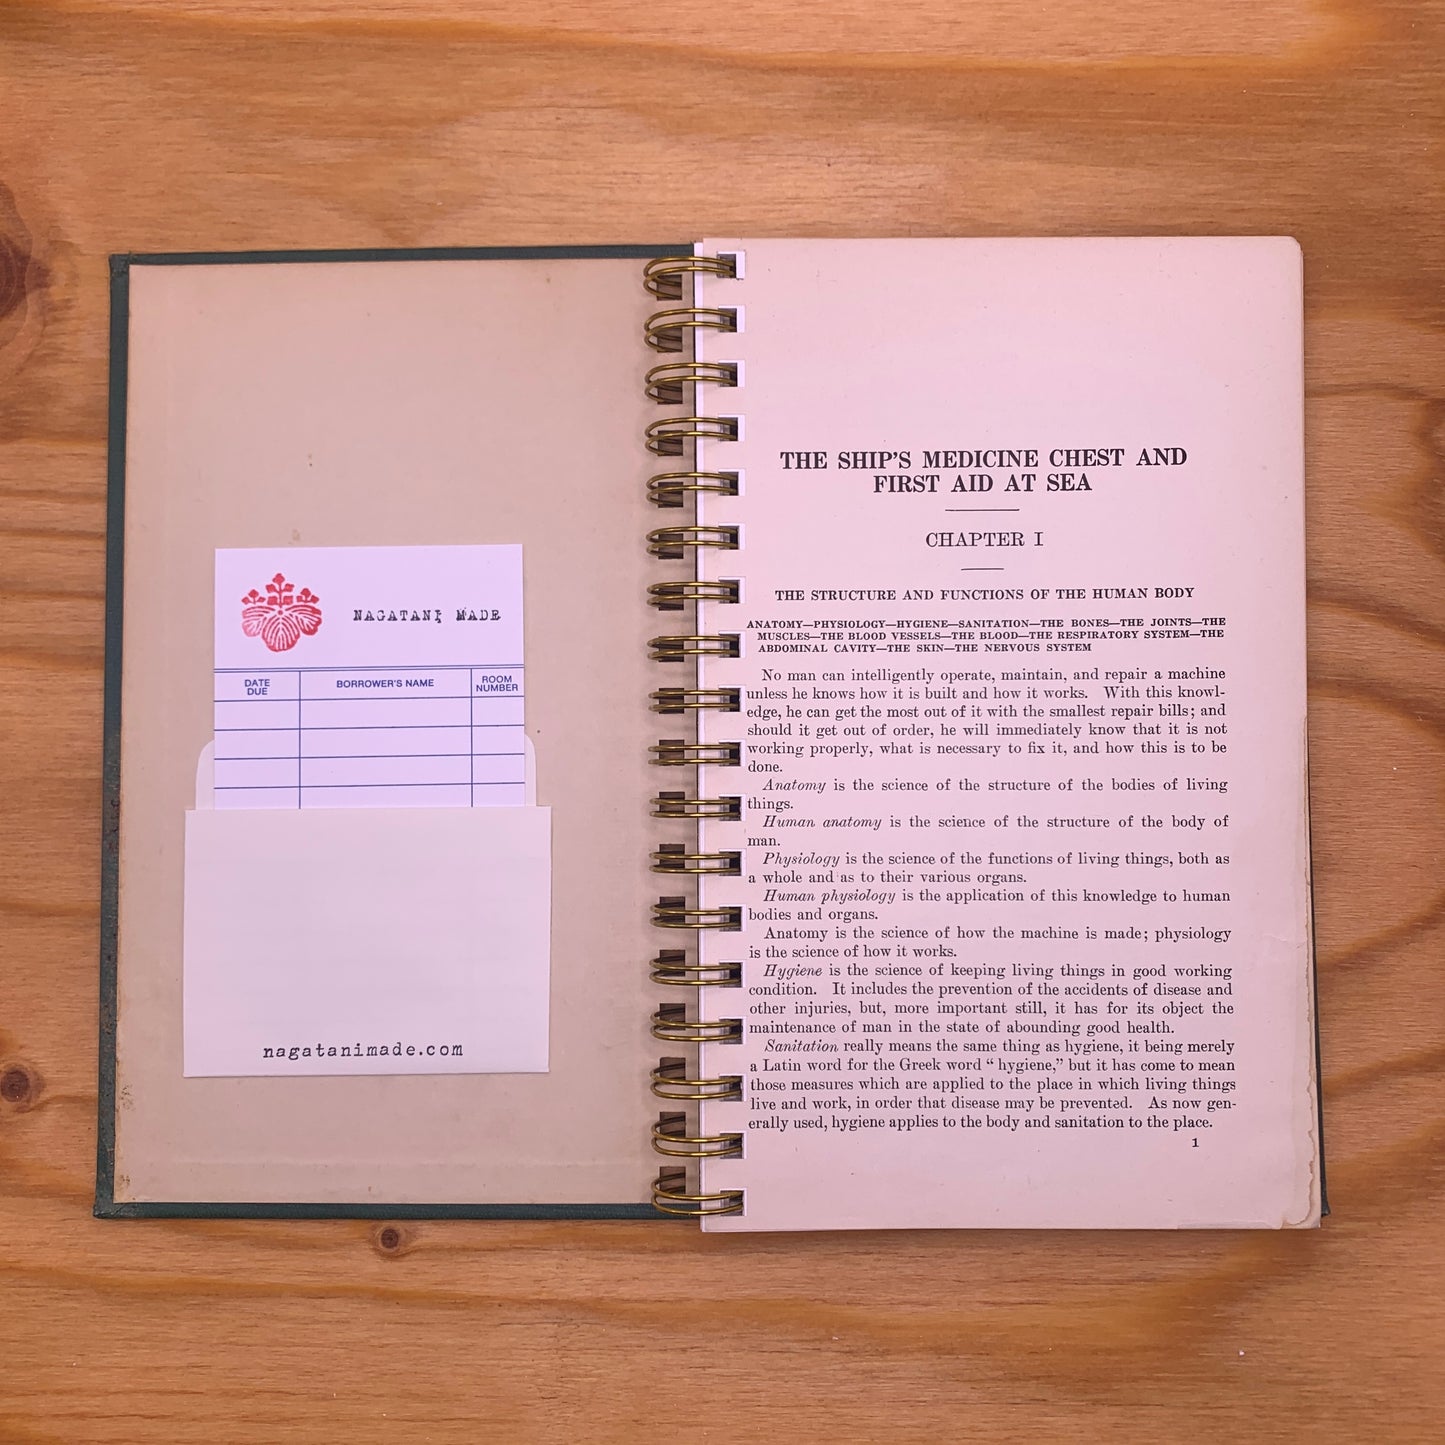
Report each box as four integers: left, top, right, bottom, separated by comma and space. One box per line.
650, 687, 741, 714
651, 846, 742, 876
651, 900, 743, 930
650, 740, 741, 766
652, 1114, 744, 1159
648, 580, 740, 610
649, 634, 740, 662
651, 793, 743, 820
652, 1170, 745, 1217
650, 1059, 743, 1100
645, 415, 739, 456
647, 524, 739, 558
648, 471, 739, 507
651, 1006, 744, 1043
645, 306, 737, 353
650, 949, 743, 988
643, 253, 738, 299
645, 361, 739, 404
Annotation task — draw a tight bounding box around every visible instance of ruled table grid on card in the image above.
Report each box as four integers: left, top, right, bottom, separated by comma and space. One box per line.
212, 664, 526, 808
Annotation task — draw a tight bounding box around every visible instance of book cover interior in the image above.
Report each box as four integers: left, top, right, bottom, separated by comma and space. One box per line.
107, 252, 679, 1211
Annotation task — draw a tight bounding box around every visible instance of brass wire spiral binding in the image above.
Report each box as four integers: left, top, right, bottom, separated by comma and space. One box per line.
648, 580, 740, 610
645, 254, 743, 1219
651, 845, 742, 875
645, 306, 737, 353
645, 361, 739, 404
645, 415, 739, 455
647, 524, 739, 558
650, 687, 741, 714
643, 253, 737, 298
652, 1169, 745, 1217
647, 471, 739, 507
649, 634, 740, 661
651, 900, 742, 930
650, 949, 742, 988
651, 1005, 743, 1043
651, 1058, 743, 1100
651, 793, 742, 820
651, 740, 741, 766
652, 1114, 744, 1159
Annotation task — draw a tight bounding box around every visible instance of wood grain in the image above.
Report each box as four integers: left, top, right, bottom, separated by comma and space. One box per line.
1, 1, 1441, 1439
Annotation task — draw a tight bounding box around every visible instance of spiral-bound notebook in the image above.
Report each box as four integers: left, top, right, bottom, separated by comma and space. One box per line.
98, 239, 1321, 1229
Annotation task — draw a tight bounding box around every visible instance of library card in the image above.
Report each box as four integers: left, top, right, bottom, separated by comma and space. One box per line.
213, 545, 525, 809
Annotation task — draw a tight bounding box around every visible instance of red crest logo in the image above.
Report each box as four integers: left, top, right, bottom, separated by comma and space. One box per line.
241, 573, 323, 652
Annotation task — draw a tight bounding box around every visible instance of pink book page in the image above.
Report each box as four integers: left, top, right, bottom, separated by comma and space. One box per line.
692, 238, 1317, 1230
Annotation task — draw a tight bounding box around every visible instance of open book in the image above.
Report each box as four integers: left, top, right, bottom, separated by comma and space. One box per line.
98, 238, 1321, 1229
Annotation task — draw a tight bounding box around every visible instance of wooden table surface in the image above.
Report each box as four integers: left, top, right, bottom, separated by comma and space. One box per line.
3, 2, 1443, 1440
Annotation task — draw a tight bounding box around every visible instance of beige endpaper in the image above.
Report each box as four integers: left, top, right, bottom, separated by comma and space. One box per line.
114, 256, 668, 1205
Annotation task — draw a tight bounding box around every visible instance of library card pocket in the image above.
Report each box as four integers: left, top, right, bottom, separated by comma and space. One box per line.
213, 544, 527, 811
182, 806, 551, 1078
